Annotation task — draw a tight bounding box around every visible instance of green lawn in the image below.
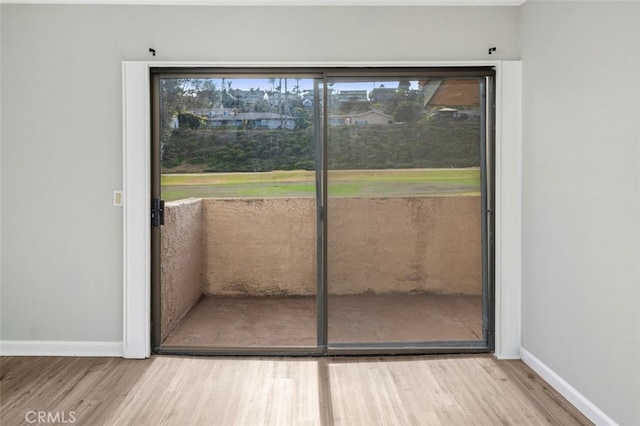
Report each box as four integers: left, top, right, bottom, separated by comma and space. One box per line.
161, 168, 480, 201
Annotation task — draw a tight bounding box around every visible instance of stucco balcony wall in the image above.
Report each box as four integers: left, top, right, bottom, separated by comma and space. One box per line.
203, 198, 318, 297
200, 196, 482, 297
160, 198, 205, 341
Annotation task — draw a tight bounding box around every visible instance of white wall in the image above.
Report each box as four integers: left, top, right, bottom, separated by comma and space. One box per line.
0, 5, 519, 344
520, 1, 640, 424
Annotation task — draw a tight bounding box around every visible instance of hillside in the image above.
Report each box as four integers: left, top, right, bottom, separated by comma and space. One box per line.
162, 120, 481, 173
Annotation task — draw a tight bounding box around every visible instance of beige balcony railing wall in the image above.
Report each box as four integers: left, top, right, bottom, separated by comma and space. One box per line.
326, 196, 482, 296
160, 199, 205, 341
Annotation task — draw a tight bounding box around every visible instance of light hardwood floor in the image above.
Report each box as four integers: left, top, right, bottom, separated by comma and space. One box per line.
1, 355, 592, 425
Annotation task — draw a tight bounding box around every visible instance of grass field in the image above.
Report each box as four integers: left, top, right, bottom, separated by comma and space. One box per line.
161, 168, 480, 201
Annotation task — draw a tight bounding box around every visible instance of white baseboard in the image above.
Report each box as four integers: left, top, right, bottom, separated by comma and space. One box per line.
0, 340, 123, 357
494, 346, 520, 360
520, 347, 618, 426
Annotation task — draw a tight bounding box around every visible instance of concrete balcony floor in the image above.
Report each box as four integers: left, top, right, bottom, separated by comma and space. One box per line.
162, 294, 483, 348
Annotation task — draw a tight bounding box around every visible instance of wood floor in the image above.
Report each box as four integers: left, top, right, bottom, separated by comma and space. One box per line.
1, 355, 592, 425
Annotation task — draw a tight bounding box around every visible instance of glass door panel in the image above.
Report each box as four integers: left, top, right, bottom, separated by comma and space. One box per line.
326, 77, 486, 346
154, 75, 319, 349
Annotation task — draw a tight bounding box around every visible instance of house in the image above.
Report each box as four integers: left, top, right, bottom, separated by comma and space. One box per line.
334, 89, 369, 104
328, 110, 393, 125
422, 79, 480, 109
230, 88, 266, 105
431, 107, 458, 120
0, 1, 638, 425
422, 79, 482, 120
370, 86, 397, 103
207, 112, 296, 130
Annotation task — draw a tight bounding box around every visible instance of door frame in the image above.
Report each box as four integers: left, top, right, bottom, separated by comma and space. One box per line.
122, 61, 522, 360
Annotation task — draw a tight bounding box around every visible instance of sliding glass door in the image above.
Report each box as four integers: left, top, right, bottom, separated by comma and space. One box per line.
151, 67, 494, 355
151, 74, 322, 353
325, 74, 491, 351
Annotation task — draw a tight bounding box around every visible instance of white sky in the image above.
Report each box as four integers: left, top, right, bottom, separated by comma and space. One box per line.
186, 78, 419, 93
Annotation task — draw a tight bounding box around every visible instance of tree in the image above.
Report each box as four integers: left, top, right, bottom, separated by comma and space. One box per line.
294, 78, 301, 96
195, 80, 221, 108
293, 107, 312, 130
177, 112, 203, 129
338, 100, 370, 114
397, 80, 411, 95
393, 101, 424, 123
159, 79, 197, 160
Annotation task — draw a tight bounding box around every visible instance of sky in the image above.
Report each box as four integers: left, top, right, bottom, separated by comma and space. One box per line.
178, 78, 419, 94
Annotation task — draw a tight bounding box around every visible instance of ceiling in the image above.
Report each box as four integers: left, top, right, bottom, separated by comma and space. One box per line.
0, 0, 529, 5
3, 0, 637, 6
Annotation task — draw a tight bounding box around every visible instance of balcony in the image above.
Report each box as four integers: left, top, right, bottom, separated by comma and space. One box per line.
159, 195, 482, 348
